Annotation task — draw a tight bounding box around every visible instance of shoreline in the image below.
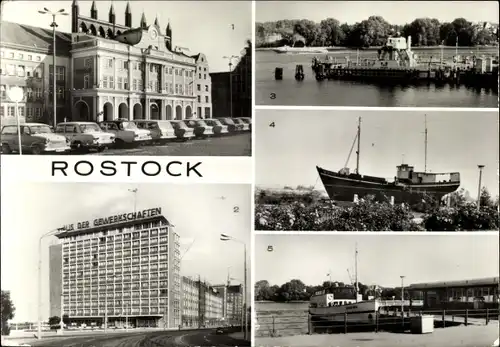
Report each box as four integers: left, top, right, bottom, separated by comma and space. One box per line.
256, 45, 499, 52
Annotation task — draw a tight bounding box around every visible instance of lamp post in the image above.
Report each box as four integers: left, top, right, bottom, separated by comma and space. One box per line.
222, 55, 239, 118
6, 86, 25, 154
477, 165, 485, 211
400, 275, 405, 328
37, 8, 68, 128
38, 227, 66, 340
220, 233, 247, 341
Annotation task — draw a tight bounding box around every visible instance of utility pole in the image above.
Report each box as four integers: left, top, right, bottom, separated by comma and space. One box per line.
356, 117, 361, 174
424, 115, 428, 173
400, 275, 405, 329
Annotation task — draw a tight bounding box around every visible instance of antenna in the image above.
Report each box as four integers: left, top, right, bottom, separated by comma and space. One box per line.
356, 117, 361, 174
354, 242, 359, 301
424, 114, 428, 173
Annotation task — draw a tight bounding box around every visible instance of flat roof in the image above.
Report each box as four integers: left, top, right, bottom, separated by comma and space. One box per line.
56, 215, 171, 239
409, 277, 499, 290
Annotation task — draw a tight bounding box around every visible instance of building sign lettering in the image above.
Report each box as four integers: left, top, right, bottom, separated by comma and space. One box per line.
63, 207, 162, 231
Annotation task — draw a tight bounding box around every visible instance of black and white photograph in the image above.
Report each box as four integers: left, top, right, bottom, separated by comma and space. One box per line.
0, 183, 251, 346
254, 233, 499, 347
255, 1, 499, 107
0, 1, 252, 156
255, 109, 499, 231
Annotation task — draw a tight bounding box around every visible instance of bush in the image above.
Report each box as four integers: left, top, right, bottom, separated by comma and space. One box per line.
423, 203, 499, 231
255, 197, 423, 231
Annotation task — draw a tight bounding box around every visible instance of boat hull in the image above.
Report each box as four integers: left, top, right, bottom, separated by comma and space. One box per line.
310, 300, 378, 324
317, 166, 460, 205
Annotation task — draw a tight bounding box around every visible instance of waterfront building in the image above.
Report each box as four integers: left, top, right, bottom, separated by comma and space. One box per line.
211, 284, 243, 326
49, 207, 181, 328
181, 276, 223, 327
210, 41, 251, 119
0, 21, 72, 126
408, 277, 499, 310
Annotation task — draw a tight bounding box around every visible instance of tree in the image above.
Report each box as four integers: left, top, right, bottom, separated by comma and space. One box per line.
48, 316, 60, 326
1, 290, 15, 336
255, 280, 275, 301
479, 187, 494, 208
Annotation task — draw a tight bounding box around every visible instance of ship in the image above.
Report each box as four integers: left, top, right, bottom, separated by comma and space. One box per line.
316, 116, 460, 205
273, 45, 328, 54
309, 245, 423, 325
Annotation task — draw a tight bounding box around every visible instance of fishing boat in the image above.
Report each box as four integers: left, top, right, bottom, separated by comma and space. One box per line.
309, 245, 423, 325
316, 116, 460, 205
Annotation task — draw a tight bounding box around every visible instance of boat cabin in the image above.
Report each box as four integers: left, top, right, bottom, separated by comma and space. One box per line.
310, 292, 358, 308
396, 164, 460, 184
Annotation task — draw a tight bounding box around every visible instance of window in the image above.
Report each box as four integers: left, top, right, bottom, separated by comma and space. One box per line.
124, 78, 129, 89
197, 96, 200, 103
36, 55, 41, 62
34, 88, 42, 98
0, 85, 5, 98
27, 55, 32, 61
107, 58, 113, 68
124, 61, 129, 70
35, 67, 42, 78
83, 74, 90, 89
198, 73, 201, 79
56, 66, 65, 81
7, 64, 15, 76
26, 107, 33, 119
8, 52, 14, 58
7, 106, 15, 117
26, 88, 33, 99
205, 85, 209, 92
84, 58, 92, 68
204, 107, 211, 118
18, 106, 24, 117
204, 74, 206, 79
205, 96, 209, 103
197, 84, 201, 91
17, 65, 25, 77
133, 79, 137, 91
57, 87, 64, 100
117, 77, 123, 89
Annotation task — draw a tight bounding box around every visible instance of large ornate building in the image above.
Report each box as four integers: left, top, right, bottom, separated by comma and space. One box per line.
0, 0, 212, 125
70, 0, 211, 122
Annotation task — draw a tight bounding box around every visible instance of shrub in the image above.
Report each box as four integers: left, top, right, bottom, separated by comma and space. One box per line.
423, 203, 499, 231
255, 197, 423, 231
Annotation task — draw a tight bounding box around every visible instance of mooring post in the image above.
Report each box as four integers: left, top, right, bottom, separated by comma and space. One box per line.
344, 312, 348, 334
486, 308, 489, 325
353, 194, 359, 203
308, 314, 312, 334
272, 316, 275, 335
390, 196, 395, 205
375, 313, 379, 333
442, 309, 445, 328
465, 309, 468, 326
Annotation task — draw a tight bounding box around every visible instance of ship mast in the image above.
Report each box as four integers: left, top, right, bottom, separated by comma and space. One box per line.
356, 117, 361, 174
424, 114, 428, 173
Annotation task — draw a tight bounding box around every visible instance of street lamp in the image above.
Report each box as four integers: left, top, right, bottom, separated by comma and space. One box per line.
38, 227, 66, 340
400, 276, 405, 328
6, 86, 25, 154
477, 165, 485, 211
37, 8, 68, 128
220, 233, 247, 341
222, 55, 239, 119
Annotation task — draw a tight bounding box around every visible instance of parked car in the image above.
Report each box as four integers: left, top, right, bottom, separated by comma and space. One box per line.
99, 119, 152, 146
55, 122, 115, 152
132, 120, 177, 144
218, 117, 243, 132
204, 119, 229, 136
184, 119, 214, 138
168, 120, 196, 141
236, 117, 252, 131
232, 118, 250, 131
1, 123, 70, 154
215, 327, 225, 335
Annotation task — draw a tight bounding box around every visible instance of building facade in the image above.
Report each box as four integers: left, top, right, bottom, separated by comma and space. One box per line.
408, 277, 500, 310
49, 207, 181, 329
181, 276, 223, 327
0, 21, 72, 126
69, 0, 210, 122
211, 284, 244, 326
209, 41, 251, 119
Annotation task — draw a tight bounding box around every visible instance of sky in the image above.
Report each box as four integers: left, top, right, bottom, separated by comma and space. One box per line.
1, 0, 252, 73
0, 183, 251, 322
255, 109, 499, 198
256, 1, 499, 24
255, 234, 499, 288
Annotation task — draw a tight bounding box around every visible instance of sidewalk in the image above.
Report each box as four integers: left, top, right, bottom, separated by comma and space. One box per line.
256, 324, 499, 347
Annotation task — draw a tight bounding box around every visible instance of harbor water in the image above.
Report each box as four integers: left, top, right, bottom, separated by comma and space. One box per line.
256, 47, 499, 107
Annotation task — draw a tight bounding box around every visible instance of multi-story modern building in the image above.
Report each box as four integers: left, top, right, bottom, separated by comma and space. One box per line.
181, 276, 223, 327
69, 0, 209, 122
210, 41, 251, 120
49, 207, 181, 329
0, 21, 72, 126
212, 283, 244, 326
1, 0, 212, 125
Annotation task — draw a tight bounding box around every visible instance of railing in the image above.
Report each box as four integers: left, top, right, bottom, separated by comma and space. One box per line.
256, 308, 499, 337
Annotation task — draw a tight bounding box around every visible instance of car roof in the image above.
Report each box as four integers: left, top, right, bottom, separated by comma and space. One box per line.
8, 122, 49, 126
58, 122, 96, 125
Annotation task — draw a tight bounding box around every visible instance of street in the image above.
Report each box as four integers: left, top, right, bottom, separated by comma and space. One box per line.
87, 133, 251, 156
8, 328, 250, 347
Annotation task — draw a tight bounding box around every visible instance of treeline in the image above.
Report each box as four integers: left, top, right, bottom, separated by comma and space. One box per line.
255, 279, 409, 302
256, 16, 499, 48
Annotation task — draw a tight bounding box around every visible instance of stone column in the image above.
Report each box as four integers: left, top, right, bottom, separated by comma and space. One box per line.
95, 55, 100, 88
128, 99, 134, 120
145, 97, 150, 120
